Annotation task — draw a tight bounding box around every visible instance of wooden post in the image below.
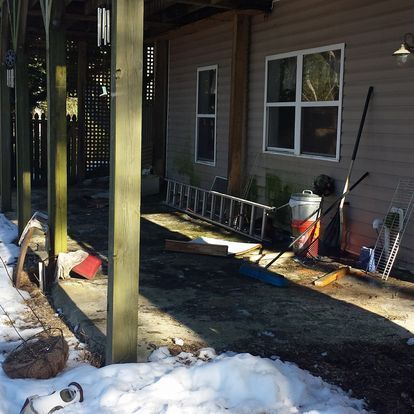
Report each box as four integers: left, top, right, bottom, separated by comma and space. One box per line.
0, 4, 12, 212
107, 0, 143, 364
42, 1, 68, 256
227, 14, 250, 197
76, 40, 87, 182
13, 0, 31, 233
152, 40, 168, 177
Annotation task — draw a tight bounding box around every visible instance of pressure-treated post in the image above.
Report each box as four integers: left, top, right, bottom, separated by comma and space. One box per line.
44, 7, 67, 256
11, 0, 31, 232
227, 14, 250, 197
0, 4, 12, 212
14, 50, 31, 233
107, 0, 143, 364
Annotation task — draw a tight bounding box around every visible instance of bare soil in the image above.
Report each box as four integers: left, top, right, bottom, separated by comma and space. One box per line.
10, 186, 414, 413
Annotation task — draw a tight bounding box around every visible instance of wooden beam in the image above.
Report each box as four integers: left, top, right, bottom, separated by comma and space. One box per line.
146, 8, 260, 42
29, 9, 97, 21
44, 1, 68, 256
152, 39, 168, 177
14, 51, 31, 234
0, 3, 12, 212
314, 266, 350, 287
76, 40, 87, 181
107, 0, 144, 364
13, 0, 31, 233
227, 14, 250, 196
178, 0, 233, 10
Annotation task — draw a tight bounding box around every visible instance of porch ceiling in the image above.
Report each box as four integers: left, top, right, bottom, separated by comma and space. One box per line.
25, 0, 272, 39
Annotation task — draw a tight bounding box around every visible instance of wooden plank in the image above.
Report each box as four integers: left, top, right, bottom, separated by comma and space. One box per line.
0, 4, 12, 212
33, 114, 40, 183
46, 6, 68, 256
14, 51, 31, 235
13, 227, 35, 288
76, 40, 87, 181
314, 266, 350, 287
40, 113, 47, 185
165, 239, 229, 256
107, 0, 144, 365
227, 14, 250, 196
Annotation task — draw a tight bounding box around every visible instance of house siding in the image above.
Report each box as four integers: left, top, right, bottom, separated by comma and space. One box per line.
166, 0, 414, 271
166, 22, 232, 189
247, 0, 414, 270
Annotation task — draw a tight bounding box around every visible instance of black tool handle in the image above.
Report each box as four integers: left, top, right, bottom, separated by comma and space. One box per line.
351, 86, 374, 161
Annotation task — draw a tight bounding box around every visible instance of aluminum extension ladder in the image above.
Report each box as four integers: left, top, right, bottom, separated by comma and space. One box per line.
165, 179, 275, 241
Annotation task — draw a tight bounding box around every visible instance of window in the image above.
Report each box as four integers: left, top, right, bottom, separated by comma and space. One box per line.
264, 44, 344, 160
196, 65, 217, 164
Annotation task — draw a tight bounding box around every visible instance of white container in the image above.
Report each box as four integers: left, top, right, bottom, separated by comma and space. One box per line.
289, 190, 322, 222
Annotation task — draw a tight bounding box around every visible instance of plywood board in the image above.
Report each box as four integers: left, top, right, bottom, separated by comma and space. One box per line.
190, 237, 261, 256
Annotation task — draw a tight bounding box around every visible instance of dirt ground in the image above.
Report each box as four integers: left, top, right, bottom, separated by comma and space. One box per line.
8, 184, 414, 414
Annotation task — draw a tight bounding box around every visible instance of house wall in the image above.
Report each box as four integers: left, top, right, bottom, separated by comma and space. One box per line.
166, 0, 414, 271
166, 22, 232, 189
247, 0, 414, 270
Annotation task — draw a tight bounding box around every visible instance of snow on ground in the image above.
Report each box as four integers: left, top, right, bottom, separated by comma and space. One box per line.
0, 213, 368, 413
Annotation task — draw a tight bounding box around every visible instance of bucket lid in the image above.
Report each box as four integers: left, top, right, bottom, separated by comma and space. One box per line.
290, 190, 321, 201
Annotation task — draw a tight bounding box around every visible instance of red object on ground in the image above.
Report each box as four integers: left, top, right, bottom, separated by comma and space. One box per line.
72, 254, 102, 279
291, 220, 320, 258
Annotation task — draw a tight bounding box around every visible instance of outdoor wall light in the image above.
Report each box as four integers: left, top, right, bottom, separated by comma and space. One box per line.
393, 33, 414, 65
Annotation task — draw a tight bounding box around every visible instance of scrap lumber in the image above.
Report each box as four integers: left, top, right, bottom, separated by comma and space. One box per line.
348, 267, 369, 277
13, 227, 35, 288
190, 237, 261, 256
314, 266, 350, 287
165, 240, 228, 256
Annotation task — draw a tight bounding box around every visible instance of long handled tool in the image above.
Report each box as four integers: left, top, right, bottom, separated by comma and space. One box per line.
239, 172, 370, 285
324, 86, 374, 251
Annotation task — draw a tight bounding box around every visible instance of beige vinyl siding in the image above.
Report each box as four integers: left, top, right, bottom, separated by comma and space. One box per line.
248, 0, 414, 270
167, 22, 232, 189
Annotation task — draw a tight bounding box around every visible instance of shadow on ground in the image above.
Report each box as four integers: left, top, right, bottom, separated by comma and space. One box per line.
18, 187, 414, 413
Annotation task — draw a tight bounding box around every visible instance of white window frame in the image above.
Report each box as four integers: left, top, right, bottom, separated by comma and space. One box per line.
195, 64, 218, 166
263, 43, 345, 162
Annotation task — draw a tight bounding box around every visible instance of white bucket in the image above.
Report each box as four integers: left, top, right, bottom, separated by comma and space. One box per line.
289, 190, 321, 222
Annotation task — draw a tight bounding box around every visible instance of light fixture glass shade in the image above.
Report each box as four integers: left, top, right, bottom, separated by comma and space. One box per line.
392, 43, 411, 57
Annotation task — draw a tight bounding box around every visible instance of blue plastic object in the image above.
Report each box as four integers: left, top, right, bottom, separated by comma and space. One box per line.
359, 246, 376, 272
239, 264, 289, 287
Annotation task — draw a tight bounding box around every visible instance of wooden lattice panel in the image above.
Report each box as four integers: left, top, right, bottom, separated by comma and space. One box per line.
85, 44, 111, 177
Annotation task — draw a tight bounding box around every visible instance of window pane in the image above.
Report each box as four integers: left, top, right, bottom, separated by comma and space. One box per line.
267, 57, 296, 102
267, 107, 295, 149
197, 117, 215, 162
198, 69, 216, 115
302, 50, 341, 102
301, 107, 338, 157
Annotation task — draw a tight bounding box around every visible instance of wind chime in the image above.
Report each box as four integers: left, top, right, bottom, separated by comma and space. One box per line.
97, 3, 111, 47
5, 49, 16, 88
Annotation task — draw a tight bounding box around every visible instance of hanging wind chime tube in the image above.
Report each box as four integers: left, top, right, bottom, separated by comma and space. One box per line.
5, 49, 15, 88
97, 5, 111, 47
97, 7, 102, 47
